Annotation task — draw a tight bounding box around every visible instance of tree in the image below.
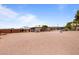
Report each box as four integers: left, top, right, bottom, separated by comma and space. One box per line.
74, 10, 79, 23
73, 10, 79, 30
41, 25, 48, 31
65, 22, 72, 30
65, 10, 79, 30
75, 10, 79, 20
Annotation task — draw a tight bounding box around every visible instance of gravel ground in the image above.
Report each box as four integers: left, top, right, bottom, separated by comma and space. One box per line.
0, 31, 79, 55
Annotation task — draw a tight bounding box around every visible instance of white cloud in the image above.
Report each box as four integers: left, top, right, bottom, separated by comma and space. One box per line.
0, 5, 18, 19
19, 14, 37, 23
17, 14, 43, 27
58, 4, 67, 10
0, 5, 43, 28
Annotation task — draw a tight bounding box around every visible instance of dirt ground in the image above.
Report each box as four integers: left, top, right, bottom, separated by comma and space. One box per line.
0, 31, 79, 55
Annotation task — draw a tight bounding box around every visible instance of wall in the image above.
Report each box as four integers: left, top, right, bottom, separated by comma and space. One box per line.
0, 29, 29, 33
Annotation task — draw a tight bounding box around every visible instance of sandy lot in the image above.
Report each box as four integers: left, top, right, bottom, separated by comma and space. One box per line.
0, 31, 79, 55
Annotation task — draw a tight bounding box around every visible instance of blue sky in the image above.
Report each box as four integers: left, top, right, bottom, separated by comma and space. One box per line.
0, 4, 79, 28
